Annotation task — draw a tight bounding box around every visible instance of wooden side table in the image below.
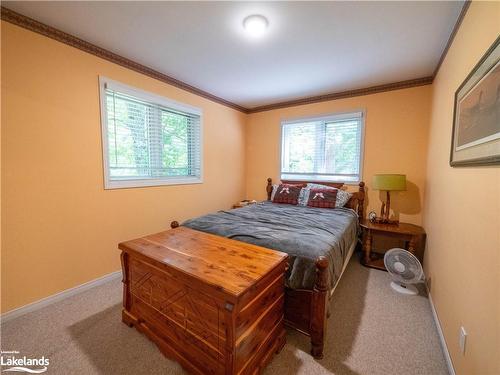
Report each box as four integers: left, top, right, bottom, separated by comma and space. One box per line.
360, 219, 426, 271
233, 200, 257, 209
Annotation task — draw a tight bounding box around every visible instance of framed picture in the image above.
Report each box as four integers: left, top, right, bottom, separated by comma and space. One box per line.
450, 37, 500, 166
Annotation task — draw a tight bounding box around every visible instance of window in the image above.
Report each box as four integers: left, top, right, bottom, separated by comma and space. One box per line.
99, 77, 202, 189
281, 111, 364, 183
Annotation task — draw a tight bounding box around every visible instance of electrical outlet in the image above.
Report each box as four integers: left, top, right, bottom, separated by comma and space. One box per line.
459, 326, 467, 355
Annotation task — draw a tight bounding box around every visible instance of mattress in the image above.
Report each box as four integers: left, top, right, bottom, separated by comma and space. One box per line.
182, 201, 359, 290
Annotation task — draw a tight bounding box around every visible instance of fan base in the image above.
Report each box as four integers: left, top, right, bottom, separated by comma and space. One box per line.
390, 281, 418, 295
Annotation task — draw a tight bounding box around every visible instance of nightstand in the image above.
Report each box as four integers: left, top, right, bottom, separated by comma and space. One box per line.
360, 219, 426, 271
233, 200, 257, 209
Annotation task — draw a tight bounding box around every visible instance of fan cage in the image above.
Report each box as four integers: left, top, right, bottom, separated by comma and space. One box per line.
384, 248, 423, 284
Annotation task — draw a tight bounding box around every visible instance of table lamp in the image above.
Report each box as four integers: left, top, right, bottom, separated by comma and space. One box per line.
372, 174, 406, 225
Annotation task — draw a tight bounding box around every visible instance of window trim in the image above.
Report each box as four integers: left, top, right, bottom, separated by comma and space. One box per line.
279, 110, 365, 185
99, 76, 203, 189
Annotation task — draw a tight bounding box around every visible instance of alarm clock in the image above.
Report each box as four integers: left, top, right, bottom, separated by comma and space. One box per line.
368, 211, 377, 223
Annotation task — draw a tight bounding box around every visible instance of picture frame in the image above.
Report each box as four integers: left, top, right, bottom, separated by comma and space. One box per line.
450, 36, 500, 167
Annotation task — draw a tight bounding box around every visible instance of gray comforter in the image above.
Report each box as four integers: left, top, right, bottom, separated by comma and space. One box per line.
182, 201, 359, 290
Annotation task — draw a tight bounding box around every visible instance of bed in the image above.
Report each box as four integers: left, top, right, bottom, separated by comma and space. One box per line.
171, 178, 365, 359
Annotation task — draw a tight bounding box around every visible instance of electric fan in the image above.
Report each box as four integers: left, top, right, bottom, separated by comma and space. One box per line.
384, 248, 423, 295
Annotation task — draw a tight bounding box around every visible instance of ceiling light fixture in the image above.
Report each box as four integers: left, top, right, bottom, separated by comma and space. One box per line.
243, 15, 269, 38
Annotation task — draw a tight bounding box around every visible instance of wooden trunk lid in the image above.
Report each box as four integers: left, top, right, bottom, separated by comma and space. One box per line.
119, 226, 288, 300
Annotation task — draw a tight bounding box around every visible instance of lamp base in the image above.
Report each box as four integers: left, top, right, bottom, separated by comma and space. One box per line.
376, 191, 399, 225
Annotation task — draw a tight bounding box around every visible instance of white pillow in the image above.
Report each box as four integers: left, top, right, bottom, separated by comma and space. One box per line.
270, 184, 278, 200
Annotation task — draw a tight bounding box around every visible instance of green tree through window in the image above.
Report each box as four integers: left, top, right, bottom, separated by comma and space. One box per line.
102, 79, 201, 188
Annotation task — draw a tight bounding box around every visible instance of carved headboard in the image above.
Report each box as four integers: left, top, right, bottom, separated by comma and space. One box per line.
266, 178, 365, 220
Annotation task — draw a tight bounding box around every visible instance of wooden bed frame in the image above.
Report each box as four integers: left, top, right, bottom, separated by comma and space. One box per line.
266, 178, 365, 359
171, 178, 365, 359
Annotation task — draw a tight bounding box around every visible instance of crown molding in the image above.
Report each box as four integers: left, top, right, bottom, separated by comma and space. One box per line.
432, 0, 471, 78
1, 3, 468, 114
247, 76, 433, 113
0, 7, 249, 113
247, 0, 470, 114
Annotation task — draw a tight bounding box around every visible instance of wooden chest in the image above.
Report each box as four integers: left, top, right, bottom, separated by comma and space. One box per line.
119, 227, 288, 375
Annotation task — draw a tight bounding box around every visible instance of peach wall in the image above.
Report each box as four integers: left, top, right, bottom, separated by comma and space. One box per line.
246, 86, 432, 225
423, 2, 500, 375
0, 21, 3, 312
0, 22, 246, 313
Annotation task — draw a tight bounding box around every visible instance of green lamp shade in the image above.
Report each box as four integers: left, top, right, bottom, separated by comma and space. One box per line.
373, 174, 406, 191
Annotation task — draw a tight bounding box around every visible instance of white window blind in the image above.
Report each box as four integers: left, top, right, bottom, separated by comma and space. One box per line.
100, 77, 202, 189
281, 112, 364, 183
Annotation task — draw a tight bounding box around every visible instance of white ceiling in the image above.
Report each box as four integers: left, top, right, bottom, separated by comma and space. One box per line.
4, 1, 464, 109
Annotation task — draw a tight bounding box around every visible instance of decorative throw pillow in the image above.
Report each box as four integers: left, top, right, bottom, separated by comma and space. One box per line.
336, 189, 352, 208
307, 188, 338, 208
303, 183, 352, 208
272, 184, 302, 205
272, 183, 306, 201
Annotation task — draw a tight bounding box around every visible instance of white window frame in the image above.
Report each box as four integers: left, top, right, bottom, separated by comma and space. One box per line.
99, 76, 203, 189
280, 110, 365, 184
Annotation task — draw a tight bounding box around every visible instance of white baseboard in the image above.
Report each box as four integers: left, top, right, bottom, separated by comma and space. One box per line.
427, 287, 456, 375
1, 270, 122, 324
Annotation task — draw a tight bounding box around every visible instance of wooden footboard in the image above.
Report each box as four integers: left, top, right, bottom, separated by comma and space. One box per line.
284, 256, 329, 359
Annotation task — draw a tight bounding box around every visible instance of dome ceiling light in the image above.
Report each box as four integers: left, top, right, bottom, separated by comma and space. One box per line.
243, 15, 269, 38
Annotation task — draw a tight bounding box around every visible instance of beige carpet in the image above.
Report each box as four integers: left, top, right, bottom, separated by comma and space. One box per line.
1, 257, 448, 375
